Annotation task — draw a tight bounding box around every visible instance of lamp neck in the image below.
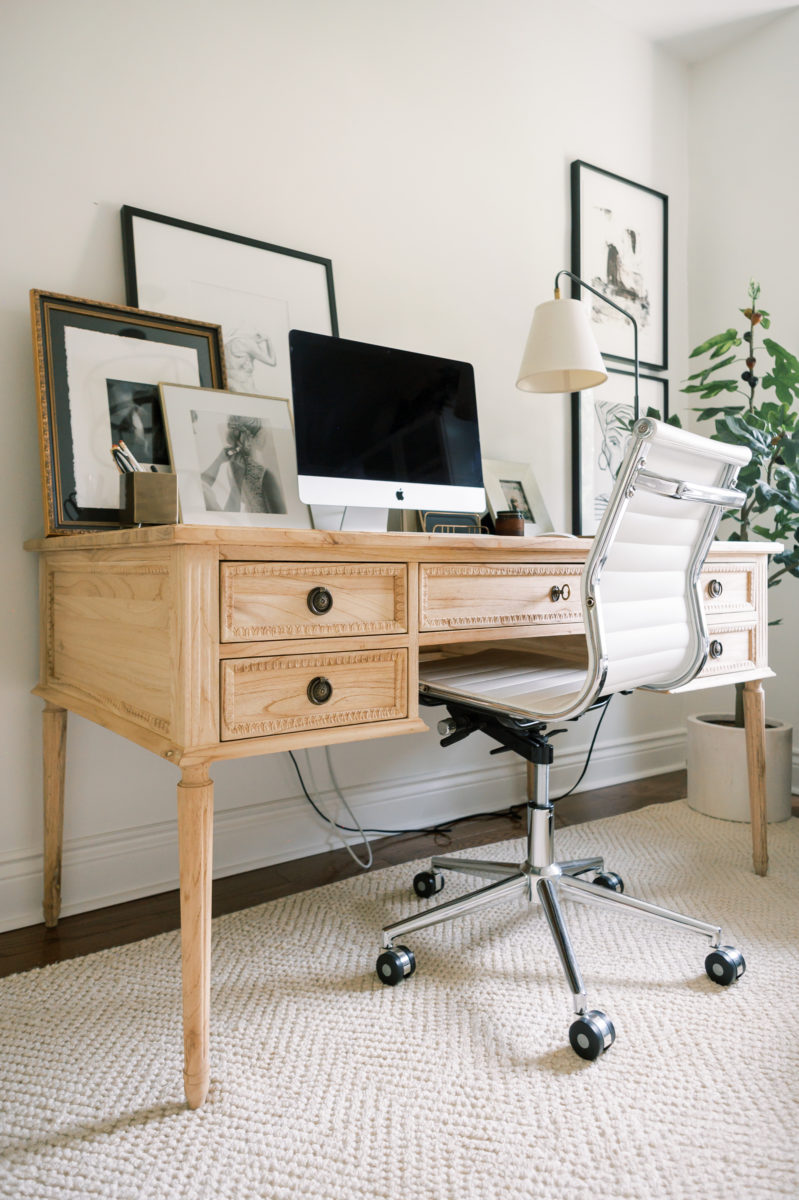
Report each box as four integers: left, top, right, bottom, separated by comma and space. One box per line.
554, 268, 639, 420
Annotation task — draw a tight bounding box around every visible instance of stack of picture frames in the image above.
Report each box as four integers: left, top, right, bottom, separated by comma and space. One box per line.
570, 160, 669, 536
31, 209, 340, 534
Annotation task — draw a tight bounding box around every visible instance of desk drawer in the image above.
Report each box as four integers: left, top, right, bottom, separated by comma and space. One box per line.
696, 626, 756, 681
220, 648, 408, 739
419, 564, 582, 631
220, 562, 407, 642
700, 564, 755, 617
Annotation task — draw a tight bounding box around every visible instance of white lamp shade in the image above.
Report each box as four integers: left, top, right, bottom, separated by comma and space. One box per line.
516, 298, 608, 393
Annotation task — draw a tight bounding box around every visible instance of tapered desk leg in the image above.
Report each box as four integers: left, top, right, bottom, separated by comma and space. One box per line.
177, 764, 214, 1109
42, 703, 67, 927
743, 679, 768, 877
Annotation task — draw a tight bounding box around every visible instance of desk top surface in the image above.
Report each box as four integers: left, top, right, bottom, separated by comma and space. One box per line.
24, 525, 778, 560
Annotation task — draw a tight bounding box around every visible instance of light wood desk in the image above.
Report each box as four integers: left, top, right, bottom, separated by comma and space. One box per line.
26, 526, 775, 1108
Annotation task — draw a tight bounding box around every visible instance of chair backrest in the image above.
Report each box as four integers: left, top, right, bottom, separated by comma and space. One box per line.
418, 418, 750, 724
582, 416, 750, 700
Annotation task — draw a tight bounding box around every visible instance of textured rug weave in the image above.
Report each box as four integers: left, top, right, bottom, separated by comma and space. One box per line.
1, 801, 798, 1200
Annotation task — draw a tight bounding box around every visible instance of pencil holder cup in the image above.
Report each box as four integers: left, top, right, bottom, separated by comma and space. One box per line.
119, 472, 178, 526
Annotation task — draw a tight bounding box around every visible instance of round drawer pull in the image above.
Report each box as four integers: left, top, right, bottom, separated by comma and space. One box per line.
307, 676, 333, 705
709, 639, 724, 659
307, 586, 334, 615
550, 583, 571, 602
708, 579, 723, 599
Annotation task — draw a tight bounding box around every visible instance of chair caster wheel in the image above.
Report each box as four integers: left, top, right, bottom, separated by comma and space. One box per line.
705, 945, 746, 986
376, 945, 416, 986
413, 869, 445, 898
569, 1010, 616, 1061
593, 871, 624, 893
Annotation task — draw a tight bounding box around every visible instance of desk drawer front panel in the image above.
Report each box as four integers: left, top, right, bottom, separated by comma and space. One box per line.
419, 564, 582, 631
220, 649, 407, 739
220, 563, 407, 642
700, 564, 754, 617
696, 626, 756, 680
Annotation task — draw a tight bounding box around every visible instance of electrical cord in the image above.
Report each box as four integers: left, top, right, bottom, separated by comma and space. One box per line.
551, 695, 613, 802
287, 694, 614, 866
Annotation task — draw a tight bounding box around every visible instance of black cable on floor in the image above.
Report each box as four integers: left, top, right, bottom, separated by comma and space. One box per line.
288, 693, 613, 846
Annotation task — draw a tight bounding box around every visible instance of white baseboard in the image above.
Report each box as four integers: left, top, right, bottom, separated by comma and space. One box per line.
0, 726, 689, 933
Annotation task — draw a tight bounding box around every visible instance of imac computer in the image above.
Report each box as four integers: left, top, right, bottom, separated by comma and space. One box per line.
289, 330, 485, 514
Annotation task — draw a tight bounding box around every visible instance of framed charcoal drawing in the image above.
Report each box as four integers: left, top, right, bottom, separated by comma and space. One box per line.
160, 384, 310, 529
121, 207, 338, 404
571, 368, 669, 536
30, 290, 225, 535
571, 160, 668, 371
482, 458, 553, 536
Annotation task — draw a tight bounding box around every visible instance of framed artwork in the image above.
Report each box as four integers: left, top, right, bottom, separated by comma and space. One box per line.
160, 384, 311, 529
30, 290, 225, 535
121, 207, 338, 402
571, 369, 669, 536
571, 160, 668, 371
481, 459, 553, 536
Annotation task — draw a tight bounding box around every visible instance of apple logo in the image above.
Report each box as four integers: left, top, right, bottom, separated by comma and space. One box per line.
395, 488, 404, 500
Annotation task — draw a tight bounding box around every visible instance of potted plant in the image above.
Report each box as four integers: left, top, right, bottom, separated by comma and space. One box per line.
682, 281, 798, 822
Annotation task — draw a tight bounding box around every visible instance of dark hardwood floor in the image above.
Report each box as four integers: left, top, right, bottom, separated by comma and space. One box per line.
0, 771, 689, 978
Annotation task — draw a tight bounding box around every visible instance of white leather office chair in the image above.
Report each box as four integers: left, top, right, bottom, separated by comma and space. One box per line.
375, 417, 752, 1060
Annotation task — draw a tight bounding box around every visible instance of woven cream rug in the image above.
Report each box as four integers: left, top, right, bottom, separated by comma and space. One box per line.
1, 801, 797, 1200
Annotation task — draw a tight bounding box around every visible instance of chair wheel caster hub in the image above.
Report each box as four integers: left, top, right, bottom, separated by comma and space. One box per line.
593, 871, 624, 893
569, 1010, 616, 1060
376, 945, 416, 986
705, 945, 746, 986
413, 869, 445, 898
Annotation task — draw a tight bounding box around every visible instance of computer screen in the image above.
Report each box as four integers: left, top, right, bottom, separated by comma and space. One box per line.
289, 330, 485, 512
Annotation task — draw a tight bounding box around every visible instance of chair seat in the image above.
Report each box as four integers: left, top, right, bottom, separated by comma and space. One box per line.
420, 649, 588, 718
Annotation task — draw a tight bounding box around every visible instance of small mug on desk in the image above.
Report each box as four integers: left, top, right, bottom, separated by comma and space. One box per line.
494, 510, 525, 536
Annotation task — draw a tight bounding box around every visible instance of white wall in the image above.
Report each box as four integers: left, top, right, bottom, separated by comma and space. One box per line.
0, 0, 693, 930
686, 8, 799, 764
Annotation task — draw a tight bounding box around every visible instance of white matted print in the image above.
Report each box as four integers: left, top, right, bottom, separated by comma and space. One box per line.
573, 370, 668, 536
482, 459, 553, 536
161, 384, 310, 528
571, 161, 667, 370
122, 208, 337, 403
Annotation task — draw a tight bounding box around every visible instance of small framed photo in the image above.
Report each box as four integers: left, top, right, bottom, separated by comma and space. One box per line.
121, 207, 337, 403
30, 290, 226, 535
481, 459, 553, 536
571, 368, 669, 536
160, 384, 311, 529
571, 160, 668, 371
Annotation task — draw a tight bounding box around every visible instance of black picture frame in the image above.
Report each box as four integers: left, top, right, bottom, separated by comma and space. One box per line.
121, 207, 338, 402
571, 368, 669, 537
571, 160, 668, 372
31, 290, 226, 535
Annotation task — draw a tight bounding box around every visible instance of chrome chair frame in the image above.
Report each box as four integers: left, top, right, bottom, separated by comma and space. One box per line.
376, 419, 750, 1060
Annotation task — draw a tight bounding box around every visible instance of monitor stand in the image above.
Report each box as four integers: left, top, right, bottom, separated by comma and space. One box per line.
310, 504, 389, 533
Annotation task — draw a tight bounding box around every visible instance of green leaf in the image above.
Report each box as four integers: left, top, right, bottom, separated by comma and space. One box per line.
685, 355, 737, 382
688, 404, 744, 419
681, 380, 739, 398
688, 329, 739, 359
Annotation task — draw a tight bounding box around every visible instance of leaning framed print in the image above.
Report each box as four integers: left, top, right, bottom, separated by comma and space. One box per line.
571, 160, 668, 371
160, 384, 311, 529
121, 207, 338, 403
30, 290, 226, 535
571, 368, 669, 536
481, 458, 553, 536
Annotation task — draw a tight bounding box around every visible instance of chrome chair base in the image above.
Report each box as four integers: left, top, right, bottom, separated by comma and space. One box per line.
377, 757, 745, 1059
